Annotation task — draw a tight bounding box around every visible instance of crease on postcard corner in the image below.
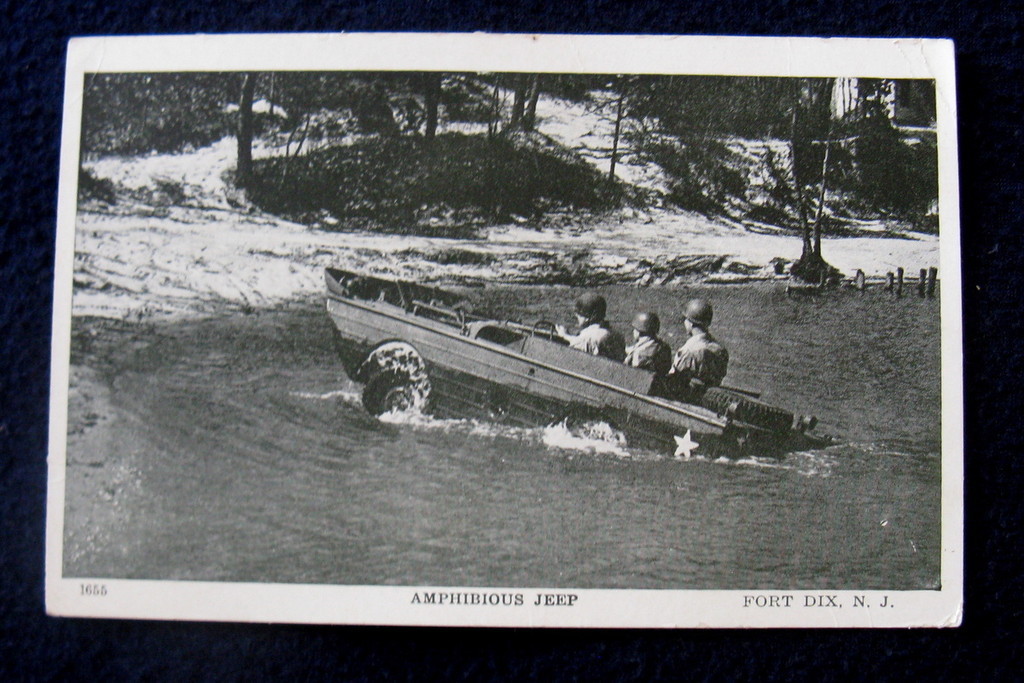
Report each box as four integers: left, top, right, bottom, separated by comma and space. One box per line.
940, 601, 964, 628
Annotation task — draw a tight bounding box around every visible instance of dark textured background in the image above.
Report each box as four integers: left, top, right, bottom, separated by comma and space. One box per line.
1, 1, 1020, 679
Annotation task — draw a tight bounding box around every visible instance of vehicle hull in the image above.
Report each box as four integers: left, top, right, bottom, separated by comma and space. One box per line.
325, 269, 826, 459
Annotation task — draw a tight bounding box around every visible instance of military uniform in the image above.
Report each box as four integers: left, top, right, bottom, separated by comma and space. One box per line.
624, 335, 672, 376
568, 322, 626, 361
669, 329, 729, 388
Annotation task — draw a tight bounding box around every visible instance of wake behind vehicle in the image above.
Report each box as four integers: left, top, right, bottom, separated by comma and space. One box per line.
325, 267, 828, 459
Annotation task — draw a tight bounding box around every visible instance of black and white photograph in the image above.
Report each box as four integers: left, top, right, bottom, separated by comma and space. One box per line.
46, 34, 961, 627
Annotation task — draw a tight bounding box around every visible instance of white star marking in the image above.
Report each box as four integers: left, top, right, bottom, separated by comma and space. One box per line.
674, 430, 700, 458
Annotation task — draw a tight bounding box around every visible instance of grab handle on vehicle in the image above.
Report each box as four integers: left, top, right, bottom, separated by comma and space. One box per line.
532, 320, 558, 338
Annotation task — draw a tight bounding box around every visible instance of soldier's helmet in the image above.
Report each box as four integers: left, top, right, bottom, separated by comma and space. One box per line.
684, 299, 713, 328
631, 311, 660, 336
574, 293, 607, 321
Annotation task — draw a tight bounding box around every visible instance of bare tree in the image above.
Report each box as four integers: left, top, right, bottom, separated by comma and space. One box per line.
522, 74, 541, 131
609, 78, 628, 181
236, 73, 257, 188
487, 75, 503, 139
789, 78, 838, 284
509, 74, 527, 130
422, 73, 442, 141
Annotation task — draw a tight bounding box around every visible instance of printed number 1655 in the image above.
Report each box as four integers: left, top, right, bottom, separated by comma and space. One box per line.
80, 583, 107, 596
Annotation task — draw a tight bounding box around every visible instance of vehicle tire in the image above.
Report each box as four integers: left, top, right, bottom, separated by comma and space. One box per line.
362, 370, 420, 416
699, 387, 794, 433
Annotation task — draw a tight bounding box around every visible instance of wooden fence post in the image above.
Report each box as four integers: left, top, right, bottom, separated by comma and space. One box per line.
886, 272, 894, 292
918, 268, 927, 298
927, 267, 938, 298
896, 267, 904, 297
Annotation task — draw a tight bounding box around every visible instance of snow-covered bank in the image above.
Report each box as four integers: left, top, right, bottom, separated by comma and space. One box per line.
71, 198, 938, 321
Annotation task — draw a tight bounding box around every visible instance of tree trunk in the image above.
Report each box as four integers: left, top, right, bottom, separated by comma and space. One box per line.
281, 112, 310, 184
293, 114, 311, 157
609, 88, 625, 181
811, 121, 834, 257
788, 93, 812, 256
284, 112, 306, 160
267, 73, 275, 117
488, 76, 502, 139
236, 73, 256, 189
790, 78, 839, 284
423, 73, 441, 141
523, 75, 541, 131
510, 74, 527, 130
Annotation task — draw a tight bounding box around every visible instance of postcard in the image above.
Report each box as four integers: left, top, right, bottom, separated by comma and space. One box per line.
47, 33, 961, 627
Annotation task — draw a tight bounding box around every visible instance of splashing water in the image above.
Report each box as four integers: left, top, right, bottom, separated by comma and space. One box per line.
292, 384, 841, 470
378, 404, 552, 449
730, 450, 838, 477
290, 389, 362, 403
541, 419, 631, 457
291, 385, 841, 473
376, 406, 634, 458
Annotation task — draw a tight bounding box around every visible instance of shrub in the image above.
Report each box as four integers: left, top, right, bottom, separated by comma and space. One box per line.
78, 168, 117, 204
248, 133, 622, 231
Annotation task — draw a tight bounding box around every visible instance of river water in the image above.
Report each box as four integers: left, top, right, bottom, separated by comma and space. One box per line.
64, 284, 941, 590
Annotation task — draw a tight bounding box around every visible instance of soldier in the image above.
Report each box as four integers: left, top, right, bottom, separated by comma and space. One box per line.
555, 293, 626, 361
624, 312, 672, 376
666, 298, 729, 399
